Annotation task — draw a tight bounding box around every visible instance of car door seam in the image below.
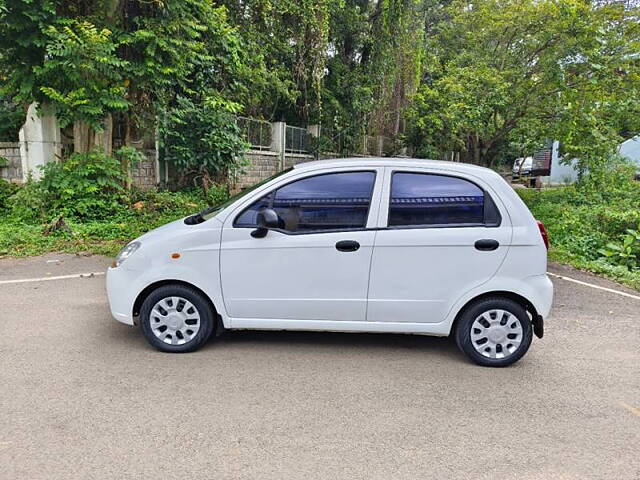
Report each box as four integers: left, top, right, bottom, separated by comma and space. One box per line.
364, 229, 378, 322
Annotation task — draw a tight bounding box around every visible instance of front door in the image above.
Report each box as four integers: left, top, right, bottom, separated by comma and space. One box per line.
220, 169, 380, 322
367, 169, 511, 323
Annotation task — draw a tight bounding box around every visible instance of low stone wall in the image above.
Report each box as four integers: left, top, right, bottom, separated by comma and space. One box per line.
233, 150, 315, 190
234, 151, 280, 190
0, 142, 158, 189
131, 149, 157, 190
283, 152, 316, 169
0, 142, 23, 182
1, 143, 312, 191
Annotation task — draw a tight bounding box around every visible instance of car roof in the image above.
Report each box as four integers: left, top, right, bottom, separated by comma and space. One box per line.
294, 157, 495, 177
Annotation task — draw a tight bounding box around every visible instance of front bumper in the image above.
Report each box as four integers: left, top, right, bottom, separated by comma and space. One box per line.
106, 266, 139, 325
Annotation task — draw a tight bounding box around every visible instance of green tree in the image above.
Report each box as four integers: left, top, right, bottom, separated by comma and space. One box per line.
36, 20, 128, 137
0, 0, 254, 180
406, 0, 640, 169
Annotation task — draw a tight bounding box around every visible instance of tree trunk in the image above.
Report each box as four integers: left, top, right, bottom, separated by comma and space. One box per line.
73, 120, 95, 154
103, 0, 122, 21
122, 114, 133, 188
472, 134, 481, 165
94, 114, 113, 156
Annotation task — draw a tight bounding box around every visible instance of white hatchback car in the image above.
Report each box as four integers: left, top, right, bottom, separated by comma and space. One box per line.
107, 158, 553, 367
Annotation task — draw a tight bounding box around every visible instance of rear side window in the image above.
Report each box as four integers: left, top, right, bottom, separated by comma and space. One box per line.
388, 172, 494, 227
235, 171, 376, 233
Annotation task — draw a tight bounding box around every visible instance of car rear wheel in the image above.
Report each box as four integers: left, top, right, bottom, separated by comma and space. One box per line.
455, 297, 533, 367
140, 284, 215, 353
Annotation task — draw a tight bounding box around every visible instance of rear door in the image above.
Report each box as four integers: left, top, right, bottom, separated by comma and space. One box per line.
367, 168, 511, 323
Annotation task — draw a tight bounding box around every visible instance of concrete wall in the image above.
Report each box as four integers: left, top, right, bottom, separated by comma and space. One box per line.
0, 142, 23, 182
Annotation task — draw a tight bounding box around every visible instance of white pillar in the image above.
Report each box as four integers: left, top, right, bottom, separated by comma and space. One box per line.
307, 124, 320, 138
19, 103, 61, 181
271, 121, 286, 170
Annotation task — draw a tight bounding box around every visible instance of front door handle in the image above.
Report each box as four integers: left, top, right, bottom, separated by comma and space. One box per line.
475, 239, 499, 251
335, 240, 360, 252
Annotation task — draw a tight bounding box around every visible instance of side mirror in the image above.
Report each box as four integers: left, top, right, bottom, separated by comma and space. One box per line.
251, 208, 279, 238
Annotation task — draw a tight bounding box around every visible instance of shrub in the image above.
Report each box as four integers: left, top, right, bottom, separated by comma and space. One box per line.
598, 225, 640, 271
203, 183, 229, 207
0, 179, 20, 212
39, 149, 126, 220
8, 178, 47, 222
160, 95, 249, 188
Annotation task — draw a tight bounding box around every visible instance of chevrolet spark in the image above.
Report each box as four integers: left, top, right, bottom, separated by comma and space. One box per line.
107, 158, 553, 367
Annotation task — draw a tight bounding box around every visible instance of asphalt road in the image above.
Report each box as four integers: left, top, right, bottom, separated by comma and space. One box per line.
0, 254, 638, 479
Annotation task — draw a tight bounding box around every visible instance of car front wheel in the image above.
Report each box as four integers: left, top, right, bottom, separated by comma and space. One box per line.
455, 297, 533, 367
140, 284, 215, 353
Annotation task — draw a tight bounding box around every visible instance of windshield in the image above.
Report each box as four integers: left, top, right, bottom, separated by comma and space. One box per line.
200, 167, 293, 221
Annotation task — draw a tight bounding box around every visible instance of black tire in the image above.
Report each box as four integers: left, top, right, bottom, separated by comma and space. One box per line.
140, 284, 215, 353
454, 297, 533, 367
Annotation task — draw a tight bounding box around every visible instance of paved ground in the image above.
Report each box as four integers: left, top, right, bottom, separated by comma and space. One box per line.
0, 254, 638, 480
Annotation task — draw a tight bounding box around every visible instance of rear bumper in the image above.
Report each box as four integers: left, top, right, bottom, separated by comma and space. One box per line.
526, 274, 553, 340
528, 273, 554, 320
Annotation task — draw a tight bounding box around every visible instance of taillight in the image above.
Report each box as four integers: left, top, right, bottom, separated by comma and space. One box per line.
536, 220, 549, 250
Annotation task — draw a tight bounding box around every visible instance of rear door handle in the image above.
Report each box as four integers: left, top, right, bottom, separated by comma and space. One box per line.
335, 240, 360, 252
475, 239, 499, 251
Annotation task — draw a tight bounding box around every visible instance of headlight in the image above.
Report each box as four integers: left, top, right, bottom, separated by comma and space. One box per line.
113, 241, 141, 267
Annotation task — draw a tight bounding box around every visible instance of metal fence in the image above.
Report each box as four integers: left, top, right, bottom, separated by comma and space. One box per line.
363, 135, 379, 156
236, 116, 272, 151
285, 125, 310, 154
236, 116, 396, 158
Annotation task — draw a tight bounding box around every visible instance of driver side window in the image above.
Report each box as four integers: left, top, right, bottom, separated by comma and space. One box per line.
234, 171, 376, 233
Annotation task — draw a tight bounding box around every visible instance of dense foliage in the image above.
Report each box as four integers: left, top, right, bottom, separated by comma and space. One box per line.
518, 174, 640, 289
0, 98, 24, 141
1, 0, 638, 169
159, 96, 249, 188
0, 0, 256, 180
0, 187, 215, 257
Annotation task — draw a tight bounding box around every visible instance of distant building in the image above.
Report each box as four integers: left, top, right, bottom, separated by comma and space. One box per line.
540, 140, 578, 185
619, 136, 640, 167
537, 136, 640, 185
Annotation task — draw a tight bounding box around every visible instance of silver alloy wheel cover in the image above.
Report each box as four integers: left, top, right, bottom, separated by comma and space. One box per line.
470, 309, 523, 359
149, 296, 201, 345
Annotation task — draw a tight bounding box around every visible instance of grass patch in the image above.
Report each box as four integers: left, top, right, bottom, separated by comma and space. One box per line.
0, 190, 211, 258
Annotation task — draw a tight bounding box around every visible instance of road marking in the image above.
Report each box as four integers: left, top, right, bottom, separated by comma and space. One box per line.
548, 272, 640, 300
0, 272, 105, 285
618, 402, 640, 417
1, 268, 638, 302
